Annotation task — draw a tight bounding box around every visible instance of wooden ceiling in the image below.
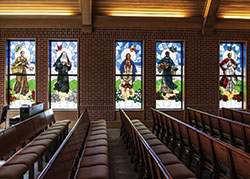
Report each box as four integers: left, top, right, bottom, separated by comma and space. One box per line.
217, 0, 250, 19
0, 0, 250, 32
93, 0, 206, 18
0, 0, 81, 15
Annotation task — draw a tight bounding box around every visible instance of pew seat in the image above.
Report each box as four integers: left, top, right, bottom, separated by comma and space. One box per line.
0, 109, 70, 179
38, 110, 109, 179
76, 165, 108, 179
120, 110, 196, 179
75, 120, 109, 179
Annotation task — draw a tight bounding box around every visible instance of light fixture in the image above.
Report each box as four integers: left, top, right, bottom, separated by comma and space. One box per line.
110, 11, 186, 18
0, 13, 73, 16
223, 15, 250, 19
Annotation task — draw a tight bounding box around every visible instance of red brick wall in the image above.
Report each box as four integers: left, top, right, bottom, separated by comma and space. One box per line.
0, 28, 250, 121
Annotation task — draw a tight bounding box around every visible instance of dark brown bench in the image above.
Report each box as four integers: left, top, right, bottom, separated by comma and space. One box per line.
120, 109, 196, 179
187, 107, 250, 152
38, 109, 108, 179
152, 108, 250, 179
0, 109, 70, 179
222, 107, 250, 125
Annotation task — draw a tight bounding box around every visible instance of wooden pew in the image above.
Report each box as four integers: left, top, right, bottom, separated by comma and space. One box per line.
152, 108, 250, 179
0, 109, 70, 179
120, 109, 196, 179
222, 107, 250, 125
38, 109, 108, 179
187, 107, 250, 153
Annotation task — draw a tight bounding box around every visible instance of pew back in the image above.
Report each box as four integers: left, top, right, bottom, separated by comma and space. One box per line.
187, 107, 250, 152
222, 108, 250, 125
0, 109, 60, 161
152, 108, 250, 179
120, 110, 172, 179
38, 110, 89, 179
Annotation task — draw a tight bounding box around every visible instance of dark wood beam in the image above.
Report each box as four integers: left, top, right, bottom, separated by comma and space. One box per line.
0, 15, 82, 28
94, 15, 202, 30
81, 0, 92, 26
202, 0, 221, 35
215, 18, 250, 30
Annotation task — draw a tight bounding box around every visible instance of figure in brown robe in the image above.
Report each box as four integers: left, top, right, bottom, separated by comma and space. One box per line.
12, 50, 33, 95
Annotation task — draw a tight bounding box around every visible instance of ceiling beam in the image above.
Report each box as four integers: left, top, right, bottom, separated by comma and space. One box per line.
202, 0, 221, 35
0, 15, 82, 28
94, 16, 202, 30
81, 0, 92, 32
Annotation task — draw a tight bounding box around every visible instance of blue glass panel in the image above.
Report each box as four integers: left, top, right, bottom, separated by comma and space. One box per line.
219, 42, 243, 75
9, 40, 36, 75
156, 41, 183, 75
50, 40, 78, 75
115, 41, 142, 75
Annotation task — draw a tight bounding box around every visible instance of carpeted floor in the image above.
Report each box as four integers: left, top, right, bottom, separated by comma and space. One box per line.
108, 129, 138, 179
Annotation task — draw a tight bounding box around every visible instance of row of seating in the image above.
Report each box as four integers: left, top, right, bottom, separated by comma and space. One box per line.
222, 107, 250, 125
152, 108, 250, 179
38, 109, 109, 179
120, 109, 196, 179
187, 107, 250, 152
0, 109, 70, 179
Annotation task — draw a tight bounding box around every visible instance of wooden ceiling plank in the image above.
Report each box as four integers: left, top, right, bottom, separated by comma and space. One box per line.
202, 0, 221, 35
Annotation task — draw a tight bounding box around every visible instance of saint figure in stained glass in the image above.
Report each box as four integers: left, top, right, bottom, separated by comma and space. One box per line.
115, 41, 142, 109
12, 50, 34, 95
49, 40, 78, 109
53, 51, 72, 93
120, 53, 137, 96
156, 41, 184, 109
220, 52, 238, 93
219, 42, 246, 109
157, 51, 178, 95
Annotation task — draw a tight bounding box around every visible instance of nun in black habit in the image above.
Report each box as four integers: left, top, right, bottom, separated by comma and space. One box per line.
53, 51, 72, 93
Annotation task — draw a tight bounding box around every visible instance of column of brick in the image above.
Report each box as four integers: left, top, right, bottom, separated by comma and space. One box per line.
0, 30, 5, 114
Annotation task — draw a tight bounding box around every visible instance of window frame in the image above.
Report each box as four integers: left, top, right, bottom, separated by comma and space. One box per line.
218, 41, 247, 109
6, 39, 36, 109
114, 40, 144, 111
48, 39, 79, 111
155, 40, 185, 111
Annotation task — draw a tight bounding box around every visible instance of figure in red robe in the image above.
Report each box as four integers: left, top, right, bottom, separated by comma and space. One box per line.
220, 53, 238, 93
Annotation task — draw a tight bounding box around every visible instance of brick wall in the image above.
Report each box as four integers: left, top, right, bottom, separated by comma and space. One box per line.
0, 28, 250, 121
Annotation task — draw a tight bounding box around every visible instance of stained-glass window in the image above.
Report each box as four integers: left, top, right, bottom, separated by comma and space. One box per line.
156, 41, 184, 109
48, 40, 78, 110
6, 40, 36, 108
115, 41, 143, 109
219, 42, 246, 109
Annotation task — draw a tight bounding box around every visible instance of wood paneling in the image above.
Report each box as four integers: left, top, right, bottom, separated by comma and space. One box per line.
218, 0, 250, 18
93, 0, 206, 18
0, 0, 81, 15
